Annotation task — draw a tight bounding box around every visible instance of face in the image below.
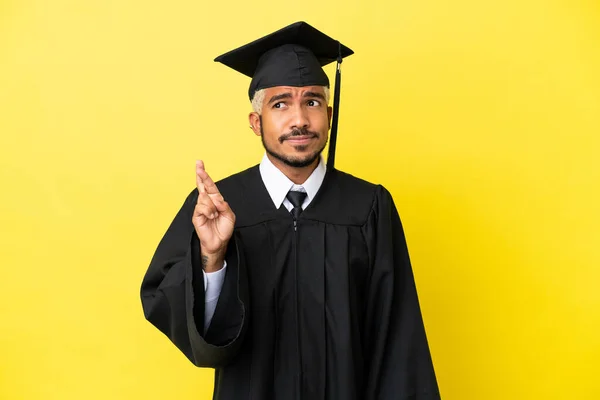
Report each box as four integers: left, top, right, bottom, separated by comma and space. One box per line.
249, 86, 332, 168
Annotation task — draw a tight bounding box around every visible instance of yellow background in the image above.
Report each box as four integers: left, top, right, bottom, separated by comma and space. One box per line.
1, 0, 599, 398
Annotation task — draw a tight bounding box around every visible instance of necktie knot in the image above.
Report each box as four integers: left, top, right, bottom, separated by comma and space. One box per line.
286, 190, 307, 219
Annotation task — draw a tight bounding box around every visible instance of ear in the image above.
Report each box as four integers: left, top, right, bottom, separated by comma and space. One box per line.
248, 112, 262, 136
327, 106, 333, 129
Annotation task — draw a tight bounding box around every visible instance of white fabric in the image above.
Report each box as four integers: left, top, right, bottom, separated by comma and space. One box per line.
258, 153, 326, 211
202, 262, 227, 332
202, 154, 327, 331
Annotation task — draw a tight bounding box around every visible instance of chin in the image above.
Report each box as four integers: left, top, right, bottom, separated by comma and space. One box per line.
270, 149, 322, 168
263, 136, 327, 168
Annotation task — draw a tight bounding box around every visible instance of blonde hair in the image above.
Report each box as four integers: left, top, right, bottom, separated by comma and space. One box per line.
251, 86, 331, 114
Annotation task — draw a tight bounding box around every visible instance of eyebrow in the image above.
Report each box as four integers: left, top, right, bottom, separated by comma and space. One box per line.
303, 91, 326, 101
267, 91, 327, 105
267, 93, 293, 105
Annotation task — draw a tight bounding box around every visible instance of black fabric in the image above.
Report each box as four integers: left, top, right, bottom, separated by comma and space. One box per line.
140, 166, 440, 400
286, 190, 307, 219
214, 21, 353, 100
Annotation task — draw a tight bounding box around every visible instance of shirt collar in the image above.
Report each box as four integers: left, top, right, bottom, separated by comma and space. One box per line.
259, 154, 326, 209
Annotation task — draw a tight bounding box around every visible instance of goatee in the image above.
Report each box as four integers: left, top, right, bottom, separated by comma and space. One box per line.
260, 121, 327, 168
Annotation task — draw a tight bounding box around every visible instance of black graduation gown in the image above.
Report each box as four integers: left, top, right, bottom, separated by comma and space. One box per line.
140, 166, 440, 400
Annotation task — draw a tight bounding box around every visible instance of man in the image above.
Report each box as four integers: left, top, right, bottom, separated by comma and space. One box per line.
141, 22, 440, 399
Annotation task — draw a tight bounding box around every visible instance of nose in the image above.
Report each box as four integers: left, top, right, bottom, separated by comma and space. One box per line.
290, 105, 310, 130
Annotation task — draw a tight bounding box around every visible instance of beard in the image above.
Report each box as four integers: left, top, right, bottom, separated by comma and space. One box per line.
260, 120, 327, 168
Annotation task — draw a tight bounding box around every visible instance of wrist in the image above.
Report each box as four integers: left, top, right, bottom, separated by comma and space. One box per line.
201, 246, 227, 272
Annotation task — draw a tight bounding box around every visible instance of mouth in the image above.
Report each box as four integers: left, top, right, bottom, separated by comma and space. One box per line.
284, 135, 317, 145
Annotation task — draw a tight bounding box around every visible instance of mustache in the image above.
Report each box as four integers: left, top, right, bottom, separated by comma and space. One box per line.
278, 128, 319, 144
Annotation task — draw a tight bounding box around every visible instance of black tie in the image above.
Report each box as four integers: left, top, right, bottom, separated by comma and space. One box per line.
286, 190, 307, 220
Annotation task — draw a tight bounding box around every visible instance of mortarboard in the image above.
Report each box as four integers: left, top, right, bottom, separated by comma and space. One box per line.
214, 21, 354, 170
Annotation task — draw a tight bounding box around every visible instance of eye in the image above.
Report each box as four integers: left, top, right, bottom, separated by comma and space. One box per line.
307, 99, 321, 107
273, 102, 287, 109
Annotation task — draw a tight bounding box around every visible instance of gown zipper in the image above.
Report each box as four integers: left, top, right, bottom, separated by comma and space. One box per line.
293, 214, 302, 399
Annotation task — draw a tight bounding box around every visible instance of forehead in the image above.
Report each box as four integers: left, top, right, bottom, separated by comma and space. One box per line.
263, 86, 325, 97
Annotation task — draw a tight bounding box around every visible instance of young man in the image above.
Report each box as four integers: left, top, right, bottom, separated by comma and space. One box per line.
141, 22, 440, 400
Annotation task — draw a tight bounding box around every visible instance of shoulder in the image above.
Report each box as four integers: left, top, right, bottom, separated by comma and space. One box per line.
333, 169, 395, 203
302, 169, 392, 226
331, 169, 383, 207
333, 169, 398, 218
215, 165, 260, 197
333, 168, 397, 197
329, 168, 378, 192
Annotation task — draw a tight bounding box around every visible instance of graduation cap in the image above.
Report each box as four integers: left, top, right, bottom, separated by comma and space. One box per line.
215, 21, 354, 170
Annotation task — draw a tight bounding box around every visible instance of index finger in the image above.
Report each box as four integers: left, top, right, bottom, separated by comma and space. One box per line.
196, 160, 220, 195
196, 160, 206, 193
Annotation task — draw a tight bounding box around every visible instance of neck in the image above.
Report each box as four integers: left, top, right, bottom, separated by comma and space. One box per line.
266, 154, 319, 184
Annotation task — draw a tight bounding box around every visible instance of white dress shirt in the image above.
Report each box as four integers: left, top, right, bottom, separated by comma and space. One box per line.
202, 154, 327, 332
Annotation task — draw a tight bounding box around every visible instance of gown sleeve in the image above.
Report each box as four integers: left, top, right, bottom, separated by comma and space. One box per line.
140, 189, 249, 368
363, 186, 440, 399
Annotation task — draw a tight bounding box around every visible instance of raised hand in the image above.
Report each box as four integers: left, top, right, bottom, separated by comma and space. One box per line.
192, 160, 236, 272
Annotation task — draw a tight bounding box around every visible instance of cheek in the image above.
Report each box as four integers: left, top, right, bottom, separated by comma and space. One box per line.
260, 114, 283, 142
309, 110, 330, 131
